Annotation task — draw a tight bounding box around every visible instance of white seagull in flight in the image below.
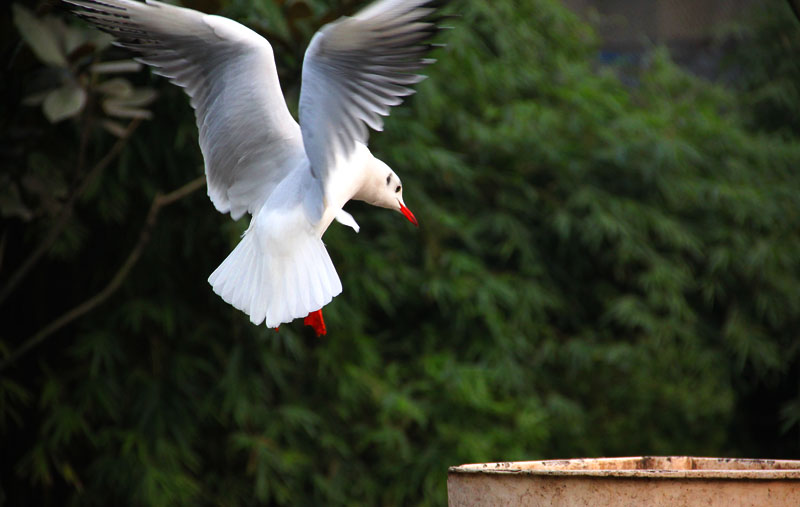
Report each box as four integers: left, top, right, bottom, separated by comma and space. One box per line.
67, 0, 447, 335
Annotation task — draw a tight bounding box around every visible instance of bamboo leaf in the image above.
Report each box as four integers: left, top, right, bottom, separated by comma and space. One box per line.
12, 4, 67, 67
42, 84, 86, 123
91, 60, 144, 74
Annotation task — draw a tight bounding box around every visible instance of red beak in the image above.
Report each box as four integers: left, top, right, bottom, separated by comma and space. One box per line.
399, 202, 418, 227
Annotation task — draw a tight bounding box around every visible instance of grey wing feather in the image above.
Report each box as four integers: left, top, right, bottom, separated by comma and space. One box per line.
66, 0, 306, 219
299, 0, 446, 179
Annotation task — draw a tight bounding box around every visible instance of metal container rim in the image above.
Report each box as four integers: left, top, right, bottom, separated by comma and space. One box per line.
448, 456, 800, 480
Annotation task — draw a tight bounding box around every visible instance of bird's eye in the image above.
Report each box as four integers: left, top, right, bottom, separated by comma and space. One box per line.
395, 185, 401, 193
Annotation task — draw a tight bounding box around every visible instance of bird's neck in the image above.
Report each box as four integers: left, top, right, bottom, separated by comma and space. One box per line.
315, 144, 376, 234
352, 154, 389, 207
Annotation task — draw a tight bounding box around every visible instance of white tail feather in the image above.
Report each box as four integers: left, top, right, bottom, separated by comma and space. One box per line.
208, 228, 342, 328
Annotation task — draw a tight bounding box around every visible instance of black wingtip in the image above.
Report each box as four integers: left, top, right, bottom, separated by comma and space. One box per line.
66, 0, 129, 12
425, 0, 452, 8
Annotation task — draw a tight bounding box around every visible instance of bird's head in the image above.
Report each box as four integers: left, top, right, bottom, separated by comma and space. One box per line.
383, 170, 418, 227
359, 158, 418, 227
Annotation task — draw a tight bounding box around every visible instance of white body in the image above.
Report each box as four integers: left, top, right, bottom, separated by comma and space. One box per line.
210, 144, 377, 327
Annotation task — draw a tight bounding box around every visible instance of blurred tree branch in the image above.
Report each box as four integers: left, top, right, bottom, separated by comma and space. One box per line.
788, 0, 800, 23
0, 174, 206, 372
0, 119, 141, 306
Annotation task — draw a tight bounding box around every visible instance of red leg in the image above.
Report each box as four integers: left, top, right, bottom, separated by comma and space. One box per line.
303, 309, 326, 337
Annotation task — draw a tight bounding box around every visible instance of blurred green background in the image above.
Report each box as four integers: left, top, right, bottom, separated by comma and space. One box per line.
2, 0, 800, 504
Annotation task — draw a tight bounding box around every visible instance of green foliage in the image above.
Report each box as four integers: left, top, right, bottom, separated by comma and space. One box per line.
10, 3, 155, 126
2, 0, 800, 505
722, 1, 800, 136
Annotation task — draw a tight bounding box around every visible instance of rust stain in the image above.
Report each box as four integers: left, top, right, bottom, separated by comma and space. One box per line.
450, 456, 800, 479
448, 457, 800, 507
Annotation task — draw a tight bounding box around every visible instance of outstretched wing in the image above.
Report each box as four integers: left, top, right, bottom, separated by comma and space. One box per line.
67, 0, 306, 219
298, 0, 446, 178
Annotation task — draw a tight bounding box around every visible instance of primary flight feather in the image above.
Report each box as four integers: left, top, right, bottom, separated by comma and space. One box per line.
66, 0, 445, 334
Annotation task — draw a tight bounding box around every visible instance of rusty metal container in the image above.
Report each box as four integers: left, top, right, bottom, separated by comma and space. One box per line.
448, 456, 800, 506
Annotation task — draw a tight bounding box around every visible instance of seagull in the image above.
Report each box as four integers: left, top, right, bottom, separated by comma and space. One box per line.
66, 0, 447, 335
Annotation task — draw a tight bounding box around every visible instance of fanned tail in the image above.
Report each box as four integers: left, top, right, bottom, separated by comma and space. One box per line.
208, 228, 342, 328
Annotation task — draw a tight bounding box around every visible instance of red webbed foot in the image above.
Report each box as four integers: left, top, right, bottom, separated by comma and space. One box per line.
303, 309, 326, 337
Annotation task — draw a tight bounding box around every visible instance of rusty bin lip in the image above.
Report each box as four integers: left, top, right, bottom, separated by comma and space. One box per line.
448, 456, 800, 480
